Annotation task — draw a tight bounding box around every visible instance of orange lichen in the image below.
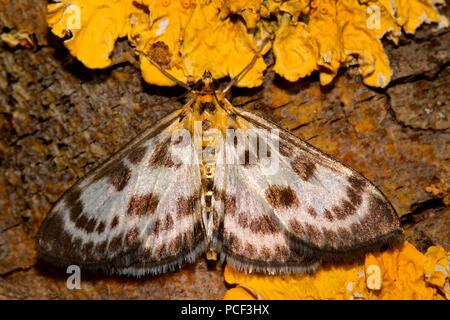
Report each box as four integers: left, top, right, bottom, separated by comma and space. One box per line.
224, 242, 449, 300
394, 0, 449, 34
47, 0, 140, 68
135, 0, 268, 87
425, 178, 450, 206
273, 15, 318, 81
46, 0, 447, 88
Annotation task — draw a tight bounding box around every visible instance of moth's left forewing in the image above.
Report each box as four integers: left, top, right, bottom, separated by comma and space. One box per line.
36, 109, 205, 275
221, 106, 402, 264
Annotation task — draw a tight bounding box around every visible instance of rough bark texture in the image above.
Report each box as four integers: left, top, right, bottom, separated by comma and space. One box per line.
0, 1, 448, 299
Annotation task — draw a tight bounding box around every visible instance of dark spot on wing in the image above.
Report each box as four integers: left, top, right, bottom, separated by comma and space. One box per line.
227, 233, 242, 253
149, 137, 180, 169
279, 140, 293, 157
332, 205, 347, 220
322, 228, 339, 249
347, 186, 363, 206
306, 223, 322, 245
238, 211, 248, 228
265, 185, 299, 209
125, 228, 139, 246
331, 199, 358, 221
69, 200, 83, 223
249, 215, 280, 235
96, 221, 105, 234
150, 219, 162, 235
289, 219, 305, 237
168, 235, 182, 255
348, 175, 367, 193
337, 227, 353, 246
84, 217, 97, 233
108, 162, 131, 191
274, 245, 289, 261
176, 193, 200, 218
245, 243, 257, 256
323, 209, 334, 222
109, 234, 123, 252
65, 188, 82, 204
110, 216, 119, 229
127, 193, 159, 216
260, 246, 272, 260
164, 214, 174, 230
81, 241, 94, 257
74, 214, 88, 230
350, 222, 371, 243
342, 200, 356, 215
172, 134, 184, 145
216, 215, 224, 242
291, 157, 316, 181
307, 206, 317, 218
127, 145, 148, 165
224, 195, 237, 216
243, 149, 251, 167
368, 195, 399, 229
185, 226, 194, 246
154, 243, 166, 258
95, 240, 107, 255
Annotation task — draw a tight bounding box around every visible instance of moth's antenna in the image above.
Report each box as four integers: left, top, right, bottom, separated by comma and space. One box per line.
135, 49, 191, 91
222, 37, 270, 94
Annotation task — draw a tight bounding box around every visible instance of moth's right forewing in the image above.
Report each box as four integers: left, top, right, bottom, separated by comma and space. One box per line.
213, 106, 402, 274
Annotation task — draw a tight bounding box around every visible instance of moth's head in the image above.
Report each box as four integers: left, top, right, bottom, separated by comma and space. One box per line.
201, 71, 213, 85
198, 71, 217, 94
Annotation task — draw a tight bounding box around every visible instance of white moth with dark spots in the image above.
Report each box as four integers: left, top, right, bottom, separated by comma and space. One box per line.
36, 46, 403, 276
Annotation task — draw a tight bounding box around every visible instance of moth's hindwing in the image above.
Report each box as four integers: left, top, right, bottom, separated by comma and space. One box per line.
36, 108, 206, 276
212, 102, 402, 274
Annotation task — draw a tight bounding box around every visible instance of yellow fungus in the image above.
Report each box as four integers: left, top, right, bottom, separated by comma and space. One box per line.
273, 14, 318, 82
278, 0, 311, 19
308, 0, 343, 85
224, 242, 449, 300
46, 0, 447, 88
47, 0, 140, 69
423, 245, 449, 298
132, 0, 267, 86
394, 0, 448, 34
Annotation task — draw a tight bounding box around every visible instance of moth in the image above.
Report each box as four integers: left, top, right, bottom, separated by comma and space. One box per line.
36, 44, 402, 276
